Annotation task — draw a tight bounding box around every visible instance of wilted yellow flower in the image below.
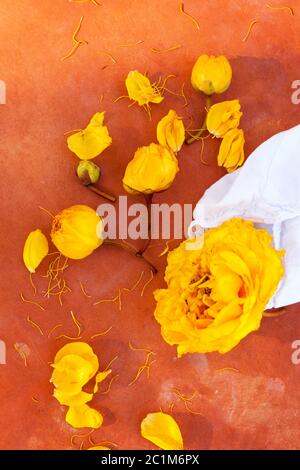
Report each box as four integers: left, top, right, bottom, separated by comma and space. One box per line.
51, 342, 111, 429
51, 205, 103, 259
125, 71, 163, 106
154, 218, 284, 356
141, 412, 183, 450
67, 112, 112, 160
157, 110, 185, 153
23, 229, 49, 273
191, 54, 232, 95
207, 100, 242, 138
218, 128, 245, 172
123, 143, 179, 194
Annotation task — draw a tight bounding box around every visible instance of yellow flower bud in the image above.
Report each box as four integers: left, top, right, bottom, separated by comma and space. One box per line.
125, 70, 163, 106
23, 229, 49, 273
50, 205, 103, 259
67, 112, 112, 160
123, 143, 179, 194
191, 54, 232, 95
218, 128, 245, 172
77, 160, 101, 185
207, 100, 242, 137
156, 110, 185, 153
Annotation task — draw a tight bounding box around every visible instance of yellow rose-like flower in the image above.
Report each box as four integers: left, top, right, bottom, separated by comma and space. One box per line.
154, 218, 284, 356
125, 71, 163, 106
191, 54, 232, 95
51, 205, 103, 259
23, 229, 49, 273
51, 342, 111, 429
141, 412, 183, 450
123, 143, 179, 194
156, 110, 185, 153
207, 100, 242, 138
67, 112, 112, 160
218, 128, 245, 172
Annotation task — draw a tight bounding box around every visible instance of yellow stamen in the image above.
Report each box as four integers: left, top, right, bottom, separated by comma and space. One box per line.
184, 401, 204, 416
93, 293, 120, 306
38, 205, 55, 218
14, 343, 28, 367
119, 40, 144, 47
61, 16, 87, 61
103, 355, 118, 372
26, 316, 44, 336
90, 326, 113, 339
172, 388, 197, 402
242, 19, 258, 42
31, 396, 39, 403
151, 44, 182, 53
216, 367, 239, 373
141, 270, 154, 296
97, 50, 117, 63
29, 272, 37, 296
179, 2, 200, 30
70, 310, 81, 337
55, 334, 83, 340
79, 281, 92, 298
266, 3, 294, 15
48, 324, 63, 338
20, 292, 45, 311
100, 374, 119, 395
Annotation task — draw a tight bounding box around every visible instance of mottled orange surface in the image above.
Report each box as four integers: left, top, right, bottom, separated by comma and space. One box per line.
1, 0, 300, 450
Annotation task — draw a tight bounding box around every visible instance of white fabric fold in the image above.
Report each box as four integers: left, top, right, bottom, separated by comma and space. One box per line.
190, 124, 300, 308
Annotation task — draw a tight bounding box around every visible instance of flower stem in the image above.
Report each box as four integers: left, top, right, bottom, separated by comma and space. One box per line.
87, 184, 116, 202
104, 239, 158, 273
186, 96, 212, 145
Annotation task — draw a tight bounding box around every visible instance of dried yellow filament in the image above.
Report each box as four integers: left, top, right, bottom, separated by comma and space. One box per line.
79, 281, 92, 298
14, 343, 28, 367
158, 239, 175, 257
97, 50, 117, 63
122, 271, 144, 293
31, 396, 39, 403
100, 374, 119, 395
99, 94, 104, 103
179, 2, 200, 30
48, 324, 63, 338
151, 44, 182, 53
128, 351, 155, 386
63, 128, 82, 136
20, 292, 45, 311
70, 310, 81, 337
26, 316, 44, 336
266, 3, 294, 15
70, 429, 95, 447
55, 334, 83, 340
242, 19, 258, 42
199, 137, 209, 166
169, 402, 175, 414
119, 40, 144, 47
113, 95, 129, 104
128, 341, 153, 354
103, 355, 118, 372
29, 273, 37, 296
93, 293, 120, 306
141, 270, 154, 296
90, 326, 113, 339
216, 367, 239, 373
184, 401, 204, 416
89, 438, 117, 448
38, 205, 55, 218
181, 82, 188, 107
172, 388, 197, 402
61, 16, 87, 61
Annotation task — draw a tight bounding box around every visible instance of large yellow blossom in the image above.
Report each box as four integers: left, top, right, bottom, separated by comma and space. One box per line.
123, 143, 179, 194
154, 219, 284, 356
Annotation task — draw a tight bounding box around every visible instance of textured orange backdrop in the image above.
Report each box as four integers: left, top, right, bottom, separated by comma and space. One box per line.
1, 0, 300, 450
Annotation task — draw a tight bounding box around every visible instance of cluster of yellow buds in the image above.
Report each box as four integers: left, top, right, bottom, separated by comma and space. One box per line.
190, 54, 245, 172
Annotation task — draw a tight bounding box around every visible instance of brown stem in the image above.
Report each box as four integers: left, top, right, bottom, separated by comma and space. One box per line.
87, 184, 116, 202
104, 239, 158, 273
186, 96, 212, 145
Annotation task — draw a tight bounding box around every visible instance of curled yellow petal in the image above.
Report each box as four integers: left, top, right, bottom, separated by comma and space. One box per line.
23, 229, 49, 273
53, 389, 93, 407
141, 412, 183, 450
66, 404, 103, 429
93, 369, 112, 394
217, 128, 245, 172
207, 100, 242, 138
157, 110, 185, 153
67, 112, 112, 160
125, 71, 163, 106
191, 54, 232, 95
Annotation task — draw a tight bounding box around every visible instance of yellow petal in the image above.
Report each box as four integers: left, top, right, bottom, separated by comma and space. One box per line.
141, 412, 183, 450
66, 404, 103, 429
53, 389, 93, 406
51, 354, 95, 389
93, 369, 112, 393
54, 342, 99, 376
67, 112, 112, 160
23, 229, 49, 273
157, 110, 185, 152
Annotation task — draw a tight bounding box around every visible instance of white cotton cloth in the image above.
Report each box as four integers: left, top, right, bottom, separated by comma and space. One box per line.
189, 124, 300, 308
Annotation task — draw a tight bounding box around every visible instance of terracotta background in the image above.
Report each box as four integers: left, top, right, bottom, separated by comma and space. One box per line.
1, 0, 300, 450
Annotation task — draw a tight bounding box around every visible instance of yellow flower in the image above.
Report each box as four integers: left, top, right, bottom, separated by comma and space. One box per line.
125, 71, 163, 106
123, 143, 179, 194
191, 54, 232, 95
23, 229, 49, 273
157, 110, 185, 153
51, 342, 111, 429
51, 205, 103, 259
154, 218, 284, 356
67, 112, 112, 160
206, 100, 242, 138
218, 128, 245, 172
141, 412, 183, 450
